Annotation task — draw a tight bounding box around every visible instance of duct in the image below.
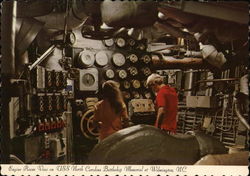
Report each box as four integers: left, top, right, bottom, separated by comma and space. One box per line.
87, 125, 227, 164
195, 151, 248, 165
101, 1, 158, 28
1, 1, 17, 76
34, 0, 88, 30
15, 18, 44, 57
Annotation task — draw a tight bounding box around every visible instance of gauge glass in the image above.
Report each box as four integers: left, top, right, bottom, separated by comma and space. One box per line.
118, 69, 127, 79
95, 51, 109, 66
123, 80, 131, 89
132, 80, 141, 89
112, 53, 126, 67
104, 38, 114, 47
128, 54, 138, 63
82, 73, 95, 87
116, 37, 126, 47
105, 69, 115, 79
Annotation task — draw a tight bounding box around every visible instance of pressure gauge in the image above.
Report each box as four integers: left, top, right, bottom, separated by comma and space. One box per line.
122, 91, 131, 100
128, 66, 138, 76
132, 91, 140, 99
66, 32, 76, 45
103, 38, 114, 47
82, 73, 95, 87
144, 92, 152, 99
131, 80, 141, 89
127, 38, 136, 47
141, 54, 151, 64
105, 69, 115, 79
141, 80, 147, 88
112, 53, 126, 67
128, 54, 138, 63
78, 50, 95, 67
118, 69, 127, 79
141, 67, 151, 76
122, 80, 131, 89
95, 51, 109, 67
115, 37, 126, 48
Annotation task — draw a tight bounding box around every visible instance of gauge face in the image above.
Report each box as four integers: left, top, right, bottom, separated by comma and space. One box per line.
137, 43, 146, 50
132, 91, 140, 99
104, 38, 114, 47
144, 92, 152, 99
115, 37, 126, 48
118, 69, 127, 79
128, 66, 138, 76
128, 38, 136, 46
122, 91, 131, 99
128, 54, 138, 63
142, 67, 151, 76
95, 51, 109, 66
132, 80, 141, 89
82, 73, 95, 87
79, 50, 95, 67
142, 55, 151, 64
68, 32, 76, 45
122, 80, 131, 89
142, 80, 147, 88
105, 69, 115, 79
112, 53, 126, 67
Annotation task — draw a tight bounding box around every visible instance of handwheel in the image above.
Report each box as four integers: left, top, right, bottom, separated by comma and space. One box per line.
80, 109, 99, 139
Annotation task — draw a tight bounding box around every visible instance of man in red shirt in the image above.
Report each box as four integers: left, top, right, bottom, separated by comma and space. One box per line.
146, 73, 178, 133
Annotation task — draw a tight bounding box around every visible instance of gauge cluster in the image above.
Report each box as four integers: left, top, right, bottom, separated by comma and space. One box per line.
72, 33, 154, 101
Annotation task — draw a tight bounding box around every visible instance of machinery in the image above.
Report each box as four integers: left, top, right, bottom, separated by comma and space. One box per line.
1, 0, 249, 164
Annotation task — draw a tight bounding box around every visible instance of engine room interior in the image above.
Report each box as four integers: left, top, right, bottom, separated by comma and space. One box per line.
1, 1, 249, 165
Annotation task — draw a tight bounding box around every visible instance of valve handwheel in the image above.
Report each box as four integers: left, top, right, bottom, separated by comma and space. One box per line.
80, 109, 99, 139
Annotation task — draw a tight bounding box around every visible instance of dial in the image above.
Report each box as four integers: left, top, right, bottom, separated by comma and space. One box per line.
127, 38, 136, 47
141, 80, 147, 88
118, 69, 127, 79
112, 53, 126, 67
66, 32, 76, 45
131, 80, 141, 89
132, 91, 140, 99
128, 54, 138, 63
122, 91, 131, 99
137, 42, 146, 51
122, 80, 131, 89
95, 51, 109, 67
105, 69, 115, 79
82, 73, 95, 87
115, 37, 126, 48
141, 67, 151, 76
141, 55, 151, 64
144, 92, 152, 99
79, 50, 95, 67
103, 38, 114, 47
128, 66, 138, 76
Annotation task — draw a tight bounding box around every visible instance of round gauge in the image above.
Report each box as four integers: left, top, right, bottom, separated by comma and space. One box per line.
112, 53, 126, 67
128, 54, 138, 63
105, 69, 115, 79
79, 50, 95, 67
118, 69, 127, 79
115, 37, 126, 48
132, 91, 140, 99
127, 38, 136, 47
144, 92, 152, 99
141, 80, 147, 88
103, 38, 114, 47
131, 80, 141, 89
141, 55, 151, 64
142, 67, 151, 76
66, 32, 76, 45
82, 73, 95, 87
95, 51, 109, 67
122, 91, 131, 99
128, 66, 138, 76
122, 80, 131, 89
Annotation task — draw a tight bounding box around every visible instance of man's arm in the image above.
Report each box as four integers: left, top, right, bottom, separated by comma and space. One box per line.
156, 107, 166, 128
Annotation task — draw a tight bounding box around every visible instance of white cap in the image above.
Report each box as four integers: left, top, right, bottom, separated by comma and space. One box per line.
146, 73, 163, 87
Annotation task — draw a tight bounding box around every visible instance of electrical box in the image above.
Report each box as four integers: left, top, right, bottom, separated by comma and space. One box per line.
79, 68, 98, 91
186, 96, 218, 108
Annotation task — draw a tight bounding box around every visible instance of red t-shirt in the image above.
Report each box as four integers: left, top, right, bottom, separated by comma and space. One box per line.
155, 85, 178, 132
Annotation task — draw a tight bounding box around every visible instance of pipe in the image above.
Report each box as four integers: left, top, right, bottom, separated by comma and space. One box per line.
1, 1, 17, 76
1, 0, 17, 164
234, 98, 250, 130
